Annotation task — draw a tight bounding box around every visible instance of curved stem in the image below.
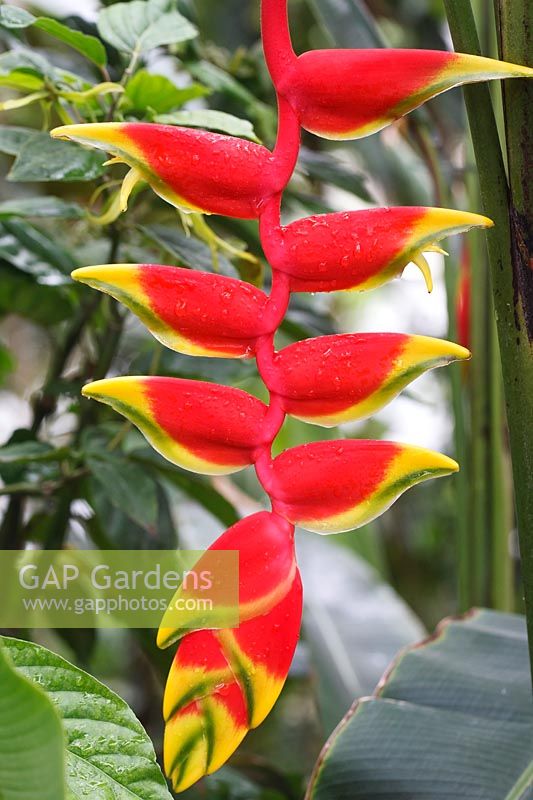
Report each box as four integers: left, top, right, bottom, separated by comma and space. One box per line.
261, 0, 296, 88
252, 68, 301, 505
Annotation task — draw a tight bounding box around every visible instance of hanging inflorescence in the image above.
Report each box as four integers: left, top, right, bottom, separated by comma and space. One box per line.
52, 0, 533, 791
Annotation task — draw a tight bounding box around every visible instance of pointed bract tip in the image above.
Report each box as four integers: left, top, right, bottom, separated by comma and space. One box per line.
81, 376, 144, 404
50, 123, 127, 153
408, 335, 471, 365
71, 264, 140, 286
421, 207, 494, 236
400, 444, 459, 476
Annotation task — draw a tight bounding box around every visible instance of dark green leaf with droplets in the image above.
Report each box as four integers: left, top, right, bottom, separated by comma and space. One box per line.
0, 641, 65, 800
1, 636, 173, 800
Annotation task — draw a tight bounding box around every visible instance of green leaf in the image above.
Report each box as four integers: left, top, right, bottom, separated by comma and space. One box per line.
188, 59, 266, 109
140, 224, 237, 276
307, 610, 533, 800
0, 5, 34, 27
155, 109, 259, 141
8, 133, 106, 183
0, 641, 65, 800
1, 636, 173, 800
87, 452, 159, 531
0, 265, 74, 324
0, 125, 40, 155
88, 475, 178, 549
298, 146, 374, 203
0, 440, 70, 464
132, 449, 238, 528
0, 218, 76, 282
0, 6, 107, 67
0, 48, 94, 95
306, 0, 385, 49
97, 0, 197, 54
0, 441, 56, 464
0, 69, 44, 91
0, 48, 50, 79
0, 196, 84, 219
124, 69, 209, 114
0, 269, 73, 326
298, 535, 425, 733
35, 18, 107, 68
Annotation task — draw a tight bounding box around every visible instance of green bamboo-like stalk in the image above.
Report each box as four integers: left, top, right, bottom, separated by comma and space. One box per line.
467, 223, 489, 605
443, 0, 533, 675
476, 0, 513, 613
443, 257, 471, 612
495, 1, 533, 613
489, 311, 513, 611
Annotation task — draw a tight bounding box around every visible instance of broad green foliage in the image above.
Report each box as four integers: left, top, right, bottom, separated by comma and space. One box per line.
123, 70, 209, 115
1, 636, 173, 800
154, 109, 260, 141
8, 134, 106, 183
0, 6, 107, 68
0, 196, 83, 220
307, 610, 533, 800
0, 642, 65, 800
97, 0, 197, 54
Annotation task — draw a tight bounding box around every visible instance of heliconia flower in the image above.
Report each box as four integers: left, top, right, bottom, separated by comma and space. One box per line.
159, 512, 302, 793
72, 264, 270, 358
265, 440, 458, 533
267, 333, 470, 427
51, 123, 283, 219
271, 207, 492, 293
82, 377, 268, 475
157, 511, 297, 648
277, 49, 533, 140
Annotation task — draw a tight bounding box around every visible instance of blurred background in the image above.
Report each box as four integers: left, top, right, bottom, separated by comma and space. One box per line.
0, 0, 519, 796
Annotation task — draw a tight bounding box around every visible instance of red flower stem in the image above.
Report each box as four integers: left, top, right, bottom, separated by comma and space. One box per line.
252, 25, 301, 503
261, 0, 295, 89
270, 96, 301, 188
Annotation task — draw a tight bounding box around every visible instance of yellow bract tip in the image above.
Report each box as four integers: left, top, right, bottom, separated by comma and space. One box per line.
71, 264, 141, 290
81, 376, 145, 406
405, 335, 471, 367
394, 445, 459, 479
412, 253, 433, 293
50, 123, 131, 157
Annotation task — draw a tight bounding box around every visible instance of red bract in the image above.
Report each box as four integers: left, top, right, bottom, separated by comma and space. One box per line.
267, 333, 470, 426
158, 511, 297, 648
278, 49, 533, 140
266, 440, 458, 533
267, 207, 491, 293
52, 123, 286, 218
159, 512, 302, 792
68, 0, 533, 791
72, 265, 270, 358
82, 377, 268, 475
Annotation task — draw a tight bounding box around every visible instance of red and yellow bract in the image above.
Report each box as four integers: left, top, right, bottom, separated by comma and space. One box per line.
82, 377, 268, 475
278, 50, 533, 140
158, 512, 302, 792
268, 333, 470, 426
58, 0, 533, 791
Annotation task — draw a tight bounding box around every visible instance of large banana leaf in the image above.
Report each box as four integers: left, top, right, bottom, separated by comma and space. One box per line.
306, 609, 532, 800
